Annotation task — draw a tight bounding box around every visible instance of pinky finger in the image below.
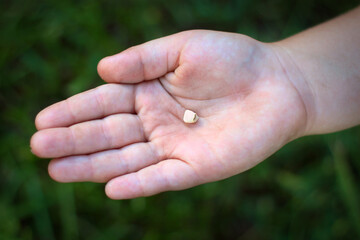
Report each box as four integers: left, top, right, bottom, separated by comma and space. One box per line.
105, 159, 200, 199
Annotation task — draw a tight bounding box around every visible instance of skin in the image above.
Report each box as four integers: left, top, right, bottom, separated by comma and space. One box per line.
31, 7, 360, 199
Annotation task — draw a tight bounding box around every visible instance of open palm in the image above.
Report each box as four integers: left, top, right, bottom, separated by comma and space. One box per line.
31, 30, 306, 199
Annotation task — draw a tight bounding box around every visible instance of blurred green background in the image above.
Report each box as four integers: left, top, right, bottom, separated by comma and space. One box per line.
1, 0, 360, 239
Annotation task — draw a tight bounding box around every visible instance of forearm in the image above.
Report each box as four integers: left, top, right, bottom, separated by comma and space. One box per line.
275, 6, 360, 135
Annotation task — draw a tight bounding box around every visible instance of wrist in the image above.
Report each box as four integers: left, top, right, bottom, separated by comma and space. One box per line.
269, 41, 317, 137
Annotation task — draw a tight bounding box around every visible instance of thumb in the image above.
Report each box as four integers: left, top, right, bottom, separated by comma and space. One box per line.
97, 31, 191, 83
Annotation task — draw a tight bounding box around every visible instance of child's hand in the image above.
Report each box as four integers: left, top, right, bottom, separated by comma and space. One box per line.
31, 30, 307, 199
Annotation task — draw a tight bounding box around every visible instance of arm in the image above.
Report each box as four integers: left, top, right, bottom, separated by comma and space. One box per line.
31, 7, 360, 199
274, 6, 360, 135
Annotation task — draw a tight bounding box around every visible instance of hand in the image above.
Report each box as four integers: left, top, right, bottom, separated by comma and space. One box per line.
31, 30, 307, 199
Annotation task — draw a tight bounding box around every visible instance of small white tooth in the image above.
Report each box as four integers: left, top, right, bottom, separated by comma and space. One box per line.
183, 110, 199, 123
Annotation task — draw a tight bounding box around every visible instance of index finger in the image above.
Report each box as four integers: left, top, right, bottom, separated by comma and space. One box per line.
35, 84, 135, 130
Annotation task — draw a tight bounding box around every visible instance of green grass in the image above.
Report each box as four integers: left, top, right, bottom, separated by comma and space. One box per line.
1, 0, 360, 239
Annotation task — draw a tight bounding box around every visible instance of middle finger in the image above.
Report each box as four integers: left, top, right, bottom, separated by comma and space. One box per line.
31, 113, 145, 158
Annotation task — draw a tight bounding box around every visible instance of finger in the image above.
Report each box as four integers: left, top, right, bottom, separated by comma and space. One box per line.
31, 114, 144, 158
48, 142, 161, 183
35, 84, 135, 130
105, 159, 200, 199
97, 31, 191, 83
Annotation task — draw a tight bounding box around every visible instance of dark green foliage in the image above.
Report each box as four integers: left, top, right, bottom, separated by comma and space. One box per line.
1, 0, 359, 239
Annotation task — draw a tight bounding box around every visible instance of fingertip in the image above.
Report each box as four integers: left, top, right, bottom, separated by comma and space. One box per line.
97, 50, 143, 84
35, 109, 47, 130
48, 159, 64, 182
30, 129, 69, 159
48, 158, 77, 183
105, 175, 143, 200
98, 32, 188, 84
30, 131, 48, 158
97, 56, 113, 82
35, 104, 63, 130
49, 156, 95, 183
105, 180, 119, 200
97, 52, 135, 83
35, 114, 41, 131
